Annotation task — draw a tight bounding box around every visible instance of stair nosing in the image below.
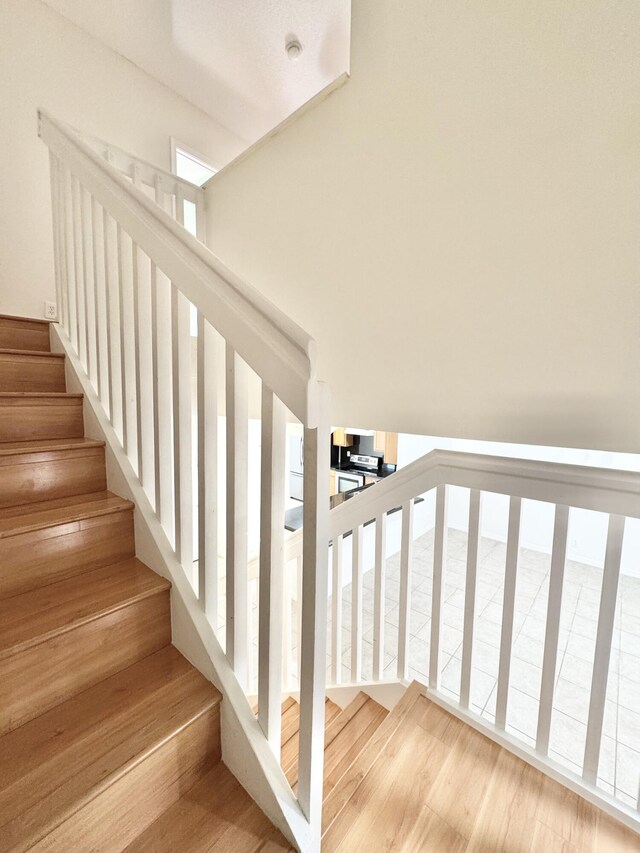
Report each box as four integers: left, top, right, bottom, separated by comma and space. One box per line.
0, 491, 134, 540
0, 562, 171, 661
0, 391, 81, 399
0, 438, 104, 457
0, 313, 53, 325
0, 348, 64, 358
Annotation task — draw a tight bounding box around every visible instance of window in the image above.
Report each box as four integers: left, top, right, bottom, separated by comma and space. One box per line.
170, 139, 217, 187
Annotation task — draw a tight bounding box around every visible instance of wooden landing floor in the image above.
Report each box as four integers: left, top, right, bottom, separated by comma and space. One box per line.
323, 694, 640, 852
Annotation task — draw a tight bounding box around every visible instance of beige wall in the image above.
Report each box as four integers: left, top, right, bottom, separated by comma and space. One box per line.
205, 0, 640, 453
0, 0, 245, 320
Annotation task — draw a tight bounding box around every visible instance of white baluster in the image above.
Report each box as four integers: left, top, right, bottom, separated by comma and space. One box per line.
397, 499, 414, 681
297, 387, 330, 829
282, 558, 293, 690
175, 184, 185, 226
225, 345, 249, 687
536, 504, 570, 754
171, 285, 194, 571
91, 198, 108, 408
58, 164, 71, 335
296, 555, 303, 681
80, 187, 97, 390
196, 192, 206, 243
429, 486, 448, 689
495, 496, 522, 730
373, 512, 387, 681
583, 515, 626, 783
48, 153, 63, 325
116, 225, 131, 454
331, 536, 343, 684
71, 177, 86, 364
197, 312, 219, 622
258, 385, 286, 754
351, 523, 364, 681
102, 213, 118, 428
460, 489, 482, 707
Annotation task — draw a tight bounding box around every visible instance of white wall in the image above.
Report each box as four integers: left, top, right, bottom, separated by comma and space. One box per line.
205, 0, 640, 454
0, 0, 245, 320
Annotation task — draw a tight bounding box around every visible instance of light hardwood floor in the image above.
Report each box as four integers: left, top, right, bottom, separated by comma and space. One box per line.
323, 689, 640, 852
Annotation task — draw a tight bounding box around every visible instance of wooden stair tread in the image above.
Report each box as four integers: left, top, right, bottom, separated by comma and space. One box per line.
0, 490, 133, 539
124, 763, 293, 852
322, 681, 425, 836
0, 437, 102, 456
0, 313, 52, 325
0, 348, 63, 358
322, 700, 388, 800
0, 391, 81, 398
0, 645, 221, 850
0, 558, 170, 658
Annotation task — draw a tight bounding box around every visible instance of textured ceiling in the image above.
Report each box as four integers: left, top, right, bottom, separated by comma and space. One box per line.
40, 0, 351, 142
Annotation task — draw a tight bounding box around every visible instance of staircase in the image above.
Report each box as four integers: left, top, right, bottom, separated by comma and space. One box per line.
0, 314, 289, 852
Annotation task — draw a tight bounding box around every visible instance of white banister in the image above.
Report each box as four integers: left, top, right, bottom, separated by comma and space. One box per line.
297, 390, 330, 834
226, 344, 249, 687
460, 489, 482, 708
429, 485, 448, 689
495, 496, 522, 730
372, 512, 387, 681
197, 312, 219, 623
397, 499, 414, 680
536, 503, 570, 754
351, 523, 364, 681
331, 537, 343, 684
258, 385, 286, 755
583, 514, 626, 783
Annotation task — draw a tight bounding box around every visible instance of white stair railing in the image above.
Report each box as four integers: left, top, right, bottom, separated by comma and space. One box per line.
282, 448, 640, 834
82, 130, 207, 241
40, 109, 329, 849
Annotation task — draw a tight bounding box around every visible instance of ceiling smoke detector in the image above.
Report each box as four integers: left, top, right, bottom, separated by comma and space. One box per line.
286, 39, 303, 61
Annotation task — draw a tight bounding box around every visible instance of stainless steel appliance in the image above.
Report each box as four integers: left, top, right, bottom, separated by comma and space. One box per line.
336, 470, 365, 493
289, 433, 304, 501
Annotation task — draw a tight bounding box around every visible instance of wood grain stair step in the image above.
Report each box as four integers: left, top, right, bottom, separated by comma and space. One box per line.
0, 645, 222, 852
0, 392, 83, 441
321, 681, 425, 837
0, 438, 106, 508
0, 349, 65, 393
279, 698, 341, 775
124, 763, 293, 852
0, 558, 171, 734
0, 315, 51, 353
0, 491, 135, 599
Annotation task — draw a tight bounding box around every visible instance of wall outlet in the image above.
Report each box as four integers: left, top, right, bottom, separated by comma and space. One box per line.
44, 301, 57, 320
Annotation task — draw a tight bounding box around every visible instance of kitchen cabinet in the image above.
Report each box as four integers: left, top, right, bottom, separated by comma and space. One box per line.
332, 429, 353, 447
373, 431, 398, 465
329, 470, 337, 496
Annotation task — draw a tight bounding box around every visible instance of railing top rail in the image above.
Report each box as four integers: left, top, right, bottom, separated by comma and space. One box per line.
38, 109, 319, 425
284, 449, 640, 546
80, 130, 204, 198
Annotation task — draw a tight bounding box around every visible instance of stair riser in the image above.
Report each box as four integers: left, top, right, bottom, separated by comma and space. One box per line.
0, 590, 171, 736
0, 447, 106, 508
0, 398, 83, 442
24, 706, 220, 852
0, 354, 65, 393
0, 510, 135, 599
0, 318, 50, 353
